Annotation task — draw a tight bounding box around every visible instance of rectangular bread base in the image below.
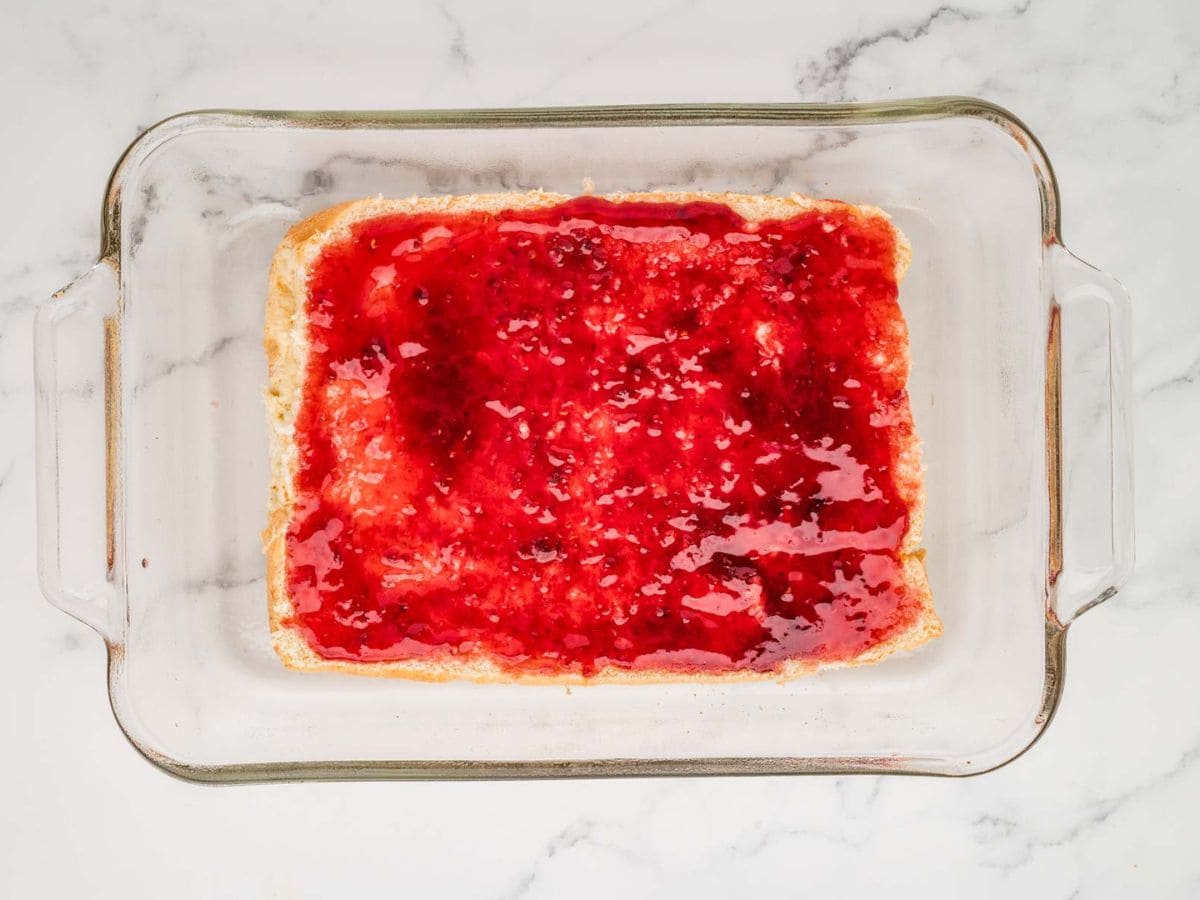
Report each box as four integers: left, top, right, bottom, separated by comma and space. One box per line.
263, 191, 937, 683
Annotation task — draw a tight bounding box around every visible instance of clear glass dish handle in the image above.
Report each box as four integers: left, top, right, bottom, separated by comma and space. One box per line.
34, 261, 120, 643
1051, 244, 1135, 623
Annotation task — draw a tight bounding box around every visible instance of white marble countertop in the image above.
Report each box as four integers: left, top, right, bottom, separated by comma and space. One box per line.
3, 0, 1198, 896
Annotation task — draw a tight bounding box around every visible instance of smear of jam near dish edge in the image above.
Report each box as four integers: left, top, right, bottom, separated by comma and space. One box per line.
287, 197, 923, 676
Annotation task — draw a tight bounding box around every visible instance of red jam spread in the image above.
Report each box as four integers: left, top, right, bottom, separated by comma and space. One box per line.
286, 197, 922, 676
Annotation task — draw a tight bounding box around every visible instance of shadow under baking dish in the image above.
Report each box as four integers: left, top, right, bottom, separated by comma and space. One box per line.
35, 100, 1132, 781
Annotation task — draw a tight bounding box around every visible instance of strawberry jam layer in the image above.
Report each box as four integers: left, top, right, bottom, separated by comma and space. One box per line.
286, 196, 922, 676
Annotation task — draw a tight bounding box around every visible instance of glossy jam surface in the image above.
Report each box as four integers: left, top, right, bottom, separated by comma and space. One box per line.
287, 197, 921, 675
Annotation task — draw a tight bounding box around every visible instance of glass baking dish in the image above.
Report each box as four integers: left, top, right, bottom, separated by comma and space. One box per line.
34, 99, 1133, 782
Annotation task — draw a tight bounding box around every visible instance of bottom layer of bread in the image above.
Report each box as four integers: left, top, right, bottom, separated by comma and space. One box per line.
265, 192, 939, 682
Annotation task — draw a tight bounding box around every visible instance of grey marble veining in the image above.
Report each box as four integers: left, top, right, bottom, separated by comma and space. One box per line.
3, 0, 1199, 897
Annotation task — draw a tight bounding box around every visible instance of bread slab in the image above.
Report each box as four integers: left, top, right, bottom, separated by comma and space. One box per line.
264, 191, 939, 683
